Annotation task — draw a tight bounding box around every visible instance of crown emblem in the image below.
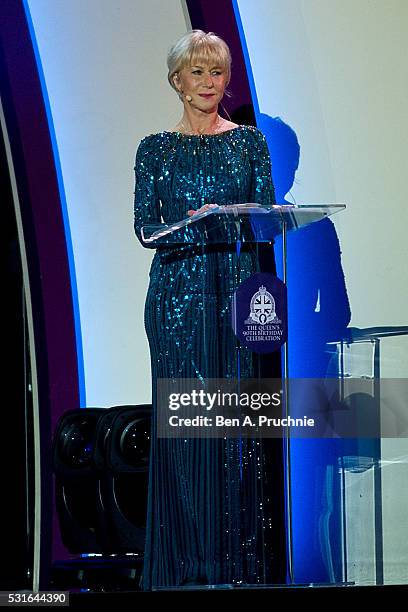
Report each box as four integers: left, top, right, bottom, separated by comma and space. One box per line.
245, 285, 281, 325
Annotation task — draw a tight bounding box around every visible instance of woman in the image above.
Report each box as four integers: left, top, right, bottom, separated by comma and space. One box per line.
134, 30, 277, 590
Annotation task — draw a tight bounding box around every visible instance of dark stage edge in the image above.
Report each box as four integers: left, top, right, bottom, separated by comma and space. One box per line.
67, 584, 408, 605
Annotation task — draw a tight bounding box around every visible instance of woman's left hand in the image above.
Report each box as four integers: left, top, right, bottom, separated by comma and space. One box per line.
187, 203, 219, 217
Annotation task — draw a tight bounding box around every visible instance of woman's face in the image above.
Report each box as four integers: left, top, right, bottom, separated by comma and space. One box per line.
174, 61, 228, 111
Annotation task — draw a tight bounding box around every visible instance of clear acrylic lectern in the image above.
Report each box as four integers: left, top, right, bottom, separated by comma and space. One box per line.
141, 203, 348, 590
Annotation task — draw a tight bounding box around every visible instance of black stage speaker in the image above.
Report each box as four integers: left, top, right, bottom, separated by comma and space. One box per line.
95, 405, 151, 553
53, 405, 151, 555
53, 408, 107, 554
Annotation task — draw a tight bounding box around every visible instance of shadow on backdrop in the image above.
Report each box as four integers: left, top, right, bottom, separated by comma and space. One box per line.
233, 107, 356, 583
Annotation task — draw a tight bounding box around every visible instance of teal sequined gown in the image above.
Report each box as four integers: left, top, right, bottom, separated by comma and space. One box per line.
133, 126, 276, 589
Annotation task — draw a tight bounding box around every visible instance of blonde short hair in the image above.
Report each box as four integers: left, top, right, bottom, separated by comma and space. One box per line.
167, 30, 232, 97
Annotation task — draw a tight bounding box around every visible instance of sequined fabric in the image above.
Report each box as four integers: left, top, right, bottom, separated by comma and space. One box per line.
133, 125, 276, 589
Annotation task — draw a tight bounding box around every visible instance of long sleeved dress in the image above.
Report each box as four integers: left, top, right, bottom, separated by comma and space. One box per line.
133, 125, 277, 590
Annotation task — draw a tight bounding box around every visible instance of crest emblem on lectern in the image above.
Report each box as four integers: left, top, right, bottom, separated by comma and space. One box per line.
232, 272, 287, 354
245, 285, 281, 325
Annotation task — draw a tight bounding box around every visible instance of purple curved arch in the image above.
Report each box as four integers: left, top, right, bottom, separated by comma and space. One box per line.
186, 0, 254, 118
0, 3, 81, 422
0, 0, 82, 578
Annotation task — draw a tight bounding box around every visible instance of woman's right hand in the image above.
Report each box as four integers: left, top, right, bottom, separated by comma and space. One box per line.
187, 203, 219, 217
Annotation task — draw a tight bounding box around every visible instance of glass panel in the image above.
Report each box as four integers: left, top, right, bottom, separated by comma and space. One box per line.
328, 333, 408, 585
